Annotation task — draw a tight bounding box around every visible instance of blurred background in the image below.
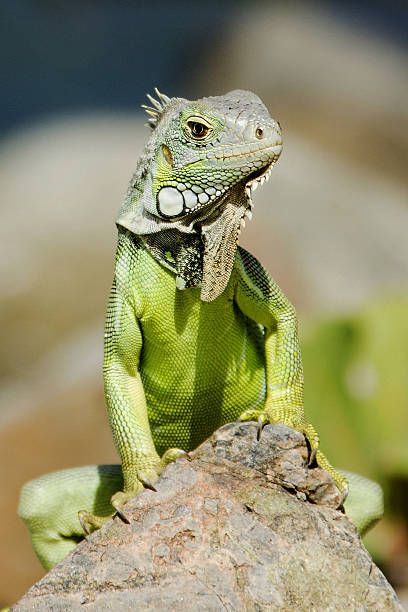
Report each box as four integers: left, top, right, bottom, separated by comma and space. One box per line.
1, 0, 407, 606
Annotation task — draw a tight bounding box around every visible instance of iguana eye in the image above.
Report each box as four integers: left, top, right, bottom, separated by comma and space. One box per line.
185, 118, 212, 140
188, 122, 208, 138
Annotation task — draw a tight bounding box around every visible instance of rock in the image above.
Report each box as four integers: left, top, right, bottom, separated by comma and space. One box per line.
13, 423, 402, 611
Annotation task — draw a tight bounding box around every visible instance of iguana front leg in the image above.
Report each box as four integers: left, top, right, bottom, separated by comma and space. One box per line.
104, 275, 161, 514
80, 257, 184, 530
235, 248, 348, 498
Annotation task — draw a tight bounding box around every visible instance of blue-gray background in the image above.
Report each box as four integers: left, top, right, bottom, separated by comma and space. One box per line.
2, 1, 407, 135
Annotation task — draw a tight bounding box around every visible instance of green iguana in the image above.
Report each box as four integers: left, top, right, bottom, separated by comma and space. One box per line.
18, 89, 383, 570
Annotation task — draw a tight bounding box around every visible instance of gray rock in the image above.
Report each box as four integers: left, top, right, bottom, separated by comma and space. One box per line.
13, 423, 402, 611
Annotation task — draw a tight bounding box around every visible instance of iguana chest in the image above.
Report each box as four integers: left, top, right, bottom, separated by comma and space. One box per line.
132, 250, 266, 452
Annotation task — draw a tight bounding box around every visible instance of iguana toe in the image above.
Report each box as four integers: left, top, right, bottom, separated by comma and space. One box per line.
238, 408, 263, 422
110, 490, 135, 523
78, 510, 110, 535
160, 447, 190, 467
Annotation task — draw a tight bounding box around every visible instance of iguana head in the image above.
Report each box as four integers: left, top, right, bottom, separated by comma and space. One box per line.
117, 89, 282, 301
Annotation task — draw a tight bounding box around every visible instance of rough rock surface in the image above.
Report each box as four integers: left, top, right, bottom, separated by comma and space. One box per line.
14, 423, 402, 611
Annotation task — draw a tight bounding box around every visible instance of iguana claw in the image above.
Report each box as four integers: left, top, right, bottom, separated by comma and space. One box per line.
111, 492, 133, 523
308, 447, 317, 467
138, 473, 158, 491
257, 413, 269, 441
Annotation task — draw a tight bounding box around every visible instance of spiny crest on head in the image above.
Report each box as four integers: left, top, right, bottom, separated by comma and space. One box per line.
141, 87, 171, 129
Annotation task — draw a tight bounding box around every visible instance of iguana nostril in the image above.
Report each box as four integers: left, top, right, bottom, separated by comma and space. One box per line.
255, 127, 264, 139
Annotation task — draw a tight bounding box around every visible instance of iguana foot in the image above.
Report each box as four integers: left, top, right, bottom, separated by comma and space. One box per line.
238, 406, 348, 499
78, 448, 188, 531
111, 447, 188, 521
76, 450, 188, 532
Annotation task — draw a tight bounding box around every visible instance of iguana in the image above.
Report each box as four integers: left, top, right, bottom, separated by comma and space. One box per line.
18, 89, 383, 570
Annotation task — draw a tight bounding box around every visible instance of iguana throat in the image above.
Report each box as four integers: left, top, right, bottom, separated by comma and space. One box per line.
142, 185, 248, 301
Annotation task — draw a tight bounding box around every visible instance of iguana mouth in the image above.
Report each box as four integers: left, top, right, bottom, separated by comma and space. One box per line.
245, 156, 278, 193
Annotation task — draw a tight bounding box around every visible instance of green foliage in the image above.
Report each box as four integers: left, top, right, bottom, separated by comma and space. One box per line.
302, 295, 408, 516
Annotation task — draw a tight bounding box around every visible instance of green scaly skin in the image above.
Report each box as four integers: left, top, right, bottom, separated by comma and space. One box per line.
18, 90, 382, 570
